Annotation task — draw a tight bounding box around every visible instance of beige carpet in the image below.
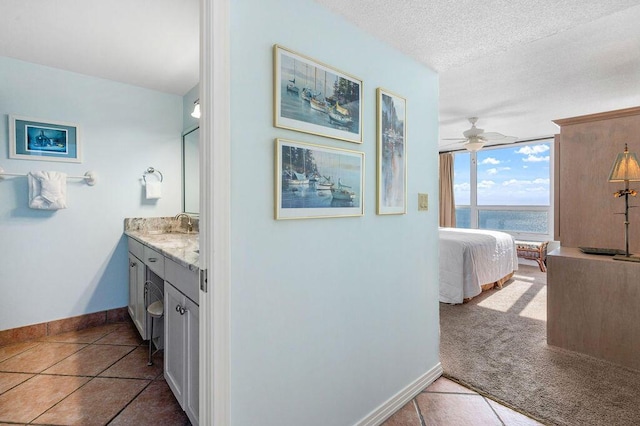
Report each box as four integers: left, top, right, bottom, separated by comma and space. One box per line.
440, 264, 640, 426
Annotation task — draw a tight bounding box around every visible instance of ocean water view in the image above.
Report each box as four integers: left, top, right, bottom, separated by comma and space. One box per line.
455, 208, 549, 234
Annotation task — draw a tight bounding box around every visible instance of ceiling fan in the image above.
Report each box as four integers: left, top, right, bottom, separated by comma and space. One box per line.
442, 117, 517, 152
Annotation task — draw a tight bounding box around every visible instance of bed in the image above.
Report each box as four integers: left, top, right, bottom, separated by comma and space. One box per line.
439, 227, 518, 304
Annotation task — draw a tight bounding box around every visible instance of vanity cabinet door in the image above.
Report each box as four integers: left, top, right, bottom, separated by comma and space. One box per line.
164, 283, 186, 404
128, 253, 137, 321
184, 295, 199, 426
128, 252, 146, 339
164, 283, 199, 426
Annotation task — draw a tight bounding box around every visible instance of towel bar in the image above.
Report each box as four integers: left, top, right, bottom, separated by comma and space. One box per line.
0, 166, 97, 186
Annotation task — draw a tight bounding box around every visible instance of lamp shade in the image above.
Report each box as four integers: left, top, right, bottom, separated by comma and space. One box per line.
609, 144, 640, 182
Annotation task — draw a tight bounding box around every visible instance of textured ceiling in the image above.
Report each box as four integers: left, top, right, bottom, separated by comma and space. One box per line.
316, 0, 640, 150
1, 1, 639, 149
315, 0, 639, 72
0, 0, 199, 95
438, 4, 640, 145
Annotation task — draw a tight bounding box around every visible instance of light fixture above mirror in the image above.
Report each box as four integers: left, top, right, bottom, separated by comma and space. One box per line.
191, 99, 200, 119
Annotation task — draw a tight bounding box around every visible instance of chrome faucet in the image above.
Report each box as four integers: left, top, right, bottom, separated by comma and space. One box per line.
174, 213, 193, 233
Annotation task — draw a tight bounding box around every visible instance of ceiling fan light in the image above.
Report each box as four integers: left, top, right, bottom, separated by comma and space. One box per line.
465, 138, 485, 152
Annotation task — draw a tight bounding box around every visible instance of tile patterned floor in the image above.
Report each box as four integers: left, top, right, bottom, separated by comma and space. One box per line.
0, 321, 542, 425
383, 377, 544, 426
0, 322, 189, 425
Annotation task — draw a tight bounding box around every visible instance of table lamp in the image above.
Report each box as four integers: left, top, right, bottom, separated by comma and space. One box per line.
608, 143, 640, 262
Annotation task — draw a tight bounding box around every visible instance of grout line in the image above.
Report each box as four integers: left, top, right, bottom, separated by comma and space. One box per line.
92, 342, 144, 347
35, 342, 91, 374
0, 341, 44, 365
0, 372, 37, 397
93, 345, 138, 377
421, 389, 480, 395
0, 324, 171, 426
412, 398, 426, 426
24, 373, 95, 424
442, 373, 545, 424
482, 396, 506, 426
104, 378, 155, 425
0, 342, 89, 376
0, 327, 133, 376
23, 370, 154, 425
104, 343, 165, 424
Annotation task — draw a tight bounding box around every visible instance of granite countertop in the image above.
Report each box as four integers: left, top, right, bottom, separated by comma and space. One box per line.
124, 217, 199, 270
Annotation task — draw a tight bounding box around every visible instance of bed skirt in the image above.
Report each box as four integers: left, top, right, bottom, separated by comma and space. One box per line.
463, 271, 515, 303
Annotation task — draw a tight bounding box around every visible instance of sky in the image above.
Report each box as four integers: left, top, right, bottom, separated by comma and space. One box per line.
454, 142, 551, 206
281, 51, 338, 98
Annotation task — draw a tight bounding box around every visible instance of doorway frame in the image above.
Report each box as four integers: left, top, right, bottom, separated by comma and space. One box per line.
199, 0, 231, 424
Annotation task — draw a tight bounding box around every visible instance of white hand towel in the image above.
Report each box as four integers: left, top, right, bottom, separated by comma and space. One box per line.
28, 171, 68, 210
145, 181, 162, 199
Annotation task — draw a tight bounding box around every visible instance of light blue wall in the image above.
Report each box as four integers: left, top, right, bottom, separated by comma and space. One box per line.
229, 0, 440, 424
0, 57, 183, 330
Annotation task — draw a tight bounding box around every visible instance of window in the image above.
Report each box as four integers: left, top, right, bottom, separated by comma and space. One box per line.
453, 152, 471, 228
453, 140, 553, 239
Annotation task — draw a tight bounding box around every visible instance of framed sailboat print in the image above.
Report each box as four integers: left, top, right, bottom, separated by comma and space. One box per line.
9, 115, 81, 163
275, 138, 365, 219
274, 45, 363, 144
376, 88, 407, 215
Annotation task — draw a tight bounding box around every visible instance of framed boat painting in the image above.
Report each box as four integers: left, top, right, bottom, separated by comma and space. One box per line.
275, 138, 364, 219
273, 45, 363, 144
376, 88, 407, 215
9, 115, 81, 163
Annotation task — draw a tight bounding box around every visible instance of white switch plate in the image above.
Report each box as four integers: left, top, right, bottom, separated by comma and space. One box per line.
418, 193, 428, 211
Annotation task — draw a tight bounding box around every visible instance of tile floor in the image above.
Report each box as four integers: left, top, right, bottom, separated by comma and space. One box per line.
0, 322, 189, 425
382, 377, 544, 425
0, 321, 542, 425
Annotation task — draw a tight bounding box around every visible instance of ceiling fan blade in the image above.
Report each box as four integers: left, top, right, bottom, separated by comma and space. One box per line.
484, 135, 517, 145
480, 132, 515, 141
440, 140, 467, 148
442, 118, 519, 151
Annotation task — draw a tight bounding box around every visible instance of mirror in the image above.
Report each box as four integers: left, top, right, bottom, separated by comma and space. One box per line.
182, 127, 200, 214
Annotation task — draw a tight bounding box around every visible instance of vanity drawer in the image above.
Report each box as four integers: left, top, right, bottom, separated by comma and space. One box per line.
165, 258, 199, 305
128, 238, 144, 260
143, 245, 165, 278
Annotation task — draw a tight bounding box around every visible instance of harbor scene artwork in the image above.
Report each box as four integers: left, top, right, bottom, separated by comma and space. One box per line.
26, 126, 68, 154
276, 139, 364, 219
10, 115, 80, 163
377, 89, 406, 215
274, 45, 363, 143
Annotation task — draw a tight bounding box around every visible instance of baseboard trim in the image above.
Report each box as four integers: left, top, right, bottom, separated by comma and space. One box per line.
0, 307, 130, 346
355, 362, 443, 426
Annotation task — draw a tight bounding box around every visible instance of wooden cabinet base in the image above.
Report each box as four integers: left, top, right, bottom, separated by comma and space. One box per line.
547, 247, 640, 370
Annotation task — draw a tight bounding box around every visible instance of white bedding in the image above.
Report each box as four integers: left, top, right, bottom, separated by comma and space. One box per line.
439, 227, 518, 304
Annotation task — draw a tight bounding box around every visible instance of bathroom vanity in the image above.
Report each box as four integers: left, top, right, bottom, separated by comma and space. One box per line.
124, 217, 200, 426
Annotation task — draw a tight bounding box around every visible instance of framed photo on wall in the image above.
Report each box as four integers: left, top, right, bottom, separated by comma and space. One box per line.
275, 138, 365, 219
273, 45, 363, 144
377, 88, 407, 215
9, 115, 81, 163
